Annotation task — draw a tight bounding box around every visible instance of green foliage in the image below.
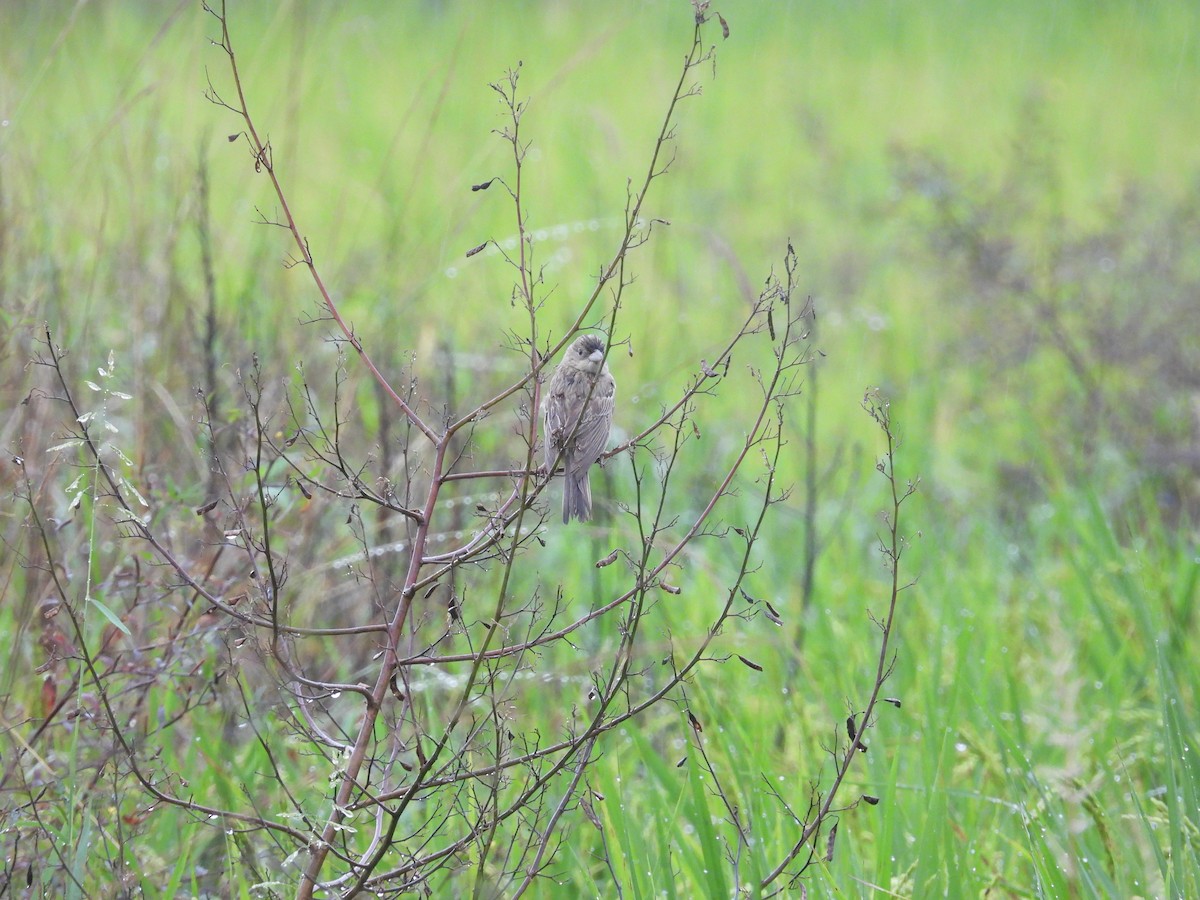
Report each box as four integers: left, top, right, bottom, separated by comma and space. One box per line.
2, 0, 1199, 896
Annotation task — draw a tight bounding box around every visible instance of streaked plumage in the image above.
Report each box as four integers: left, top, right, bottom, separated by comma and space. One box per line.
542, 334, 616, 523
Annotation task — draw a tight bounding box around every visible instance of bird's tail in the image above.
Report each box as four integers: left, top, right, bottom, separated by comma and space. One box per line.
563, 470, 592, 523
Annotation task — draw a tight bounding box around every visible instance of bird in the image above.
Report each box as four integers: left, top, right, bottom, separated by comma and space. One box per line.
542, 334, 616, 523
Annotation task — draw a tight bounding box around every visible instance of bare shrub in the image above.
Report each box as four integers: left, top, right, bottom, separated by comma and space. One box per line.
2, 4, 915, 896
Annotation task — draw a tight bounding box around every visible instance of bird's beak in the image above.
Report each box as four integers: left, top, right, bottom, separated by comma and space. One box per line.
588, 349, 605, 363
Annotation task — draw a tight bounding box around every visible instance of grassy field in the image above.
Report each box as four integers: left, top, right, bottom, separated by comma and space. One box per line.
3, 1, 1199, 897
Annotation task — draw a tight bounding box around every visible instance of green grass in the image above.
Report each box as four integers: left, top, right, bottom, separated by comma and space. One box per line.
3, 0, 1200, 896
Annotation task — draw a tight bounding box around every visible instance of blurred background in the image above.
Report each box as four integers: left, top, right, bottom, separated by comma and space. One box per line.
2, 1, 1199, 895
4, 0, 1199, 517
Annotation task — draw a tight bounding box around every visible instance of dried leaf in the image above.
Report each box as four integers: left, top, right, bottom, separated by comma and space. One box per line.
41, 676, 58, 717
581, 795, 603, 831
825, 823, 838, 863
123, 804, 156, 826
737, 655, 763, 672
595, 549, 619, 568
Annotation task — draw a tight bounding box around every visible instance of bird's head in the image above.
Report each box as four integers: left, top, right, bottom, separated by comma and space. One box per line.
567, 334, 608, 373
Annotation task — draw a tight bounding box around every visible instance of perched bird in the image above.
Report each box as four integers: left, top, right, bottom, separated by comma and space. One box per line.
542, 334, 616, 523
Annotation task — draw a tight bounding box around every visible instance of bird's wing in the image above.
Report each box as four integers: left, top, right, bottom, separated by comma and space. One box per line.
543, 377, 573, 468
567, 373, 615, 471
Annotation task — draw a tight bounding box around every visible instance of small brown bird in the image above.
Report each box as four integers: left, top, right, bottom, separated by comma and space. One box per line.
542, 334, 616, 523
